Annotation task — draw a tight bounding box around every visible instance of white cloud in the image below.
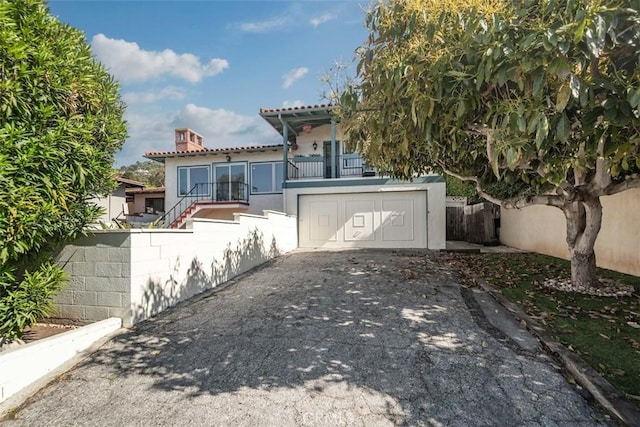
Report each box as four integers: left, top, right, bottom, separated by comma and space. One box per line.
239, 16, 289, 33
116, 104, 281, 166
122, 86, 186, 105
282, 67, 309, 89
310, 13, 334, 28
282, 100, 305, 108
91, 34, 229, 83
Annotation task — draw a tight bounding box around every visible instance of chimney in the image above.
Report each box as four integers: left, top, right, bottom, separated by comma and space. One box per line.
175, 128, 205, 152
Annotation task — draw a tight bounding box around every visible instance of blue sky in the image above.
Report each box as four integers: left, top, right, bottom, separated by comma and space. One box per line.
48, 0, 369, 166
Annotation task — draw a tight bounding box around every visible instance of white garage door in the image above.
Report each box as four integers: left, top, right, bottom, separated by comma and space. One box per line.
298, 191, 427, 248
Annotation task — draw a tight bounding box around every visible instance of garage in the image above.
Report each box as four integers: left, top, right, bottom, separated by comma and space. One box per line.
298, 191, 428, 249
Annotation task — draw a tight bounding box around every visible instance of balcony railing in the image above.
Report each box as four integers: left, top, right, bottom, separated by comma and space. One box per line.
287, 154, 376, 180
155, 181, 248, 228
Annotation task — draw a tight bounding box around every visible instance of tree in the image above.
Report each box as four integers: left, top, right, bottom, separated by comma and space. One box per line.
338, 0, 640, 290
119, 160, 165, 188
0, 0, 127, 341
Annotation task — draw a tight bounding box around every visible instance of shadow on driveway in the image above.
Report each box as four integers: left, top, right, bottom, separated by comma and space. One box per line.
6, 250, 607, 426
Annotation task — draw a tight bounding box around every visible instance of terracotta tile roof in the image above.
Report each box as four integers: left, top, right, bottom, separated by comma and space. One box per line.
115, 176, 145, 187
259, 104, 334, 114
145, 143, 283, 158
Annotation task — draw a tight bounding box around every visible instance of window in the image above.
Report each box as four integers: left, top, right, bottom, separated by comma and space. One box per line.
178, 166, 209, 196
145, 198, 165, 214
214, 163, 247, 201
178, 131, 186, 141
251, 162, 283, 194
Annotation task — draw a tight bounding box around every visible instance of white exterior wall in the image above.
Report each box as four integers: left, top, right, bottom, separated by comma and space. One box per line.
163, 149, 285, 217
285, 178, 446, 250
92, 185, 126, 225
500, 188, 640, 276
54, 211, 297, 326
293, 123, 345, 156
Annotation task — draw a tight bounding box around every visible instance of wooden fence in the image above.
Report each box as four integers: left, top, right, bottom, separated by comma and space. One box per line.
446, 199, 499, 243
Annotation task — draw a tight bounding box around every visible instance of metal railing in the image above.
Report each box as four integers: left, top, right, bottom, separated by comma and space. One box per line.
288, 160, 299, 180
288, 155, 376, 180
155, 182, 248, 228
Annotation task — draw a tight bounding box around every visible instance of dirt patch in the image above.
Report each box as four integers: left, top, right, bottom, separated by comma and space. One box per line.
22, 323, 78, 343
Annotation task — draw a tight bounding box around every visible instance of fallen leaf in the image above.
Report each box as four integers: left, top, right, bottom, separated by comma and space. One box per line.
627, 321, 640, 329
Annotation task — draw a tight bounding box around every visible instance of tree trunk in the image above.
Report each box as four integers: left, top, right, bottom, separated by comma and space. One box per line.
563, 198, 603, 289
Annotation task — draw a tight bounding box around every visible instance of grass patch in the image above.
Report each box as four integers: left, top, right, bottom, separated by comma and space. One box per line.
441, 252, 640, 407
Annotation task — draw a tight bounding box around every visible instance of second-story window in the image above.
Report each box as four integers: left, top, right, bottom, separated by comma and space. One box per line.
251, 162, 283, 194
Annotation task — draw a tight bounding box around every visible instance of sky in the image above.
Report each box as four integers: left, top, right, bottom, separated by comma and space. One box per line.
47, 0, 369, 167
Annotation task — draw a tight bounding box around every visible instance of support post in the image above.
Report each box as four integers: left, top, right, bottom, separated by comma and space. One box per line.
331, 116, 337, 179
279, 115, 288, 183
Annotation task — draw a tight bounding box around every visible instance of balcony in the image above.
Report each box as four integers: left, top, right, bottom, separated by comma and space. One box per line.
287, 154, 376, 180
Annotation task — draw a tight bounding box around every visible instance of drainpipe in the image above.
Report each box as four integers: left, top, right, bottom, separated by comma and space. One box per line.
330, 116, 337, 178
278, 115, 289, 213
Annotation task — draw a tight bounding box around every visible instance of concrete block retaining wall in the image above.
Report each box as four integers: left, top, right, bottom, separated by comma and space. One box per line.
54, 211, 297, 326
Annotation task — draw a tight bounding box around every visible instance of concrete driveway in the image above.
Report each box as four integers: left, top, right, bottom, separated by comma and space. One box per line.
3, 250, 607, 426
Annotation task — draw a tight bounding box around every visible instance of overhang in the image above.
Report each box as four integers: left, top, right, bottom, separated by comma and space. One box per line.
259, 104, 335, 144
145, 144, 283, 162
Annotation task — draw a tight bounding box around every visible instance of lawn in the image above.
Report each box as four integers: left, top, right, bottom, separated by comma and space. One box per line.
440, 252, 640, 408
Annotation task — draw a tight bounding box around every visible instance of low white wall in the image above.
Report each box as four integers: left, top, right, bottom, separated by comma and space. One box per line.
54, 211, 297, 326
0, 318, 121, 405
500, 188, 640, 276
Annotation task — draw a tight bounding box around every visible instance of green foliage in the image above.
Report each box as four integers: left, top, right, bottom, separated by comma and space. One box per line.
119, 160, 165, 188
0, 263, 66, 341
445, 174, 480, 201
339, 0, 640, 200
0, 0, 127, 340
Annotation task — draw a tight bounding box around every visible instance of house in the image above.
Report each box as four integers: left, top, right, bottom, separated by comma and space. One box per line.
124, 186, 166, 225
145, 104, 446, 249
92, 176, 145, 226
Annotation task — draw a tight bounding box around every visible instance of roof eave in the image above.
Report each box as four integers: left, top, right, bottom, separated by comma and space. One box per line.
144, 145, 284, 161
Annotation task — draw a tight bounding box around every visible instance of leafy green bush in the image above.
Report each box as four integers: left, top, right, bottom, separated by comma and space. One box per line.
0, 0, 127, 341
0, 263, 66, 342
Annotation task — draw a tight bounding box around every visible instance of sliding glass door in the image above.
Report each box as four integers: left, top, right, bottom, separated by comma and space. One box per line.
214, 163, 247, 201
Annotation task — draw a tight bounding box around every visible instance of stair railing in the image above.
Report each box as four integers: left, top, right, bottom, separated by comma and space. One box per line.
154, 182, 249, 228
154, 183, 208, 228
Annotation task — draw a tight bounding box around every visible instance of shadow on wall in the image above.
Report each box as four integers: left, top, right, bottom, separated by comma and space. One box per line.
132, 228, 281, 325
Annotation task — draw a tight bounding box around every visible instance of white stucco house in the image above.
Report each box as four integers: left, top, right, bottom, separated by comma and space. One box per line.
145, 104, 446, 250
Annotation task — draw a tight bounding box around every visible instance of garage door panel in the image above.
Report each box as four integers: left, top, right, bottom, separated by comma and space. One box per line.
308, 200, 338, 242
382, 199, 414, 241
299, 191, 427, 248
344, 200, 375, 241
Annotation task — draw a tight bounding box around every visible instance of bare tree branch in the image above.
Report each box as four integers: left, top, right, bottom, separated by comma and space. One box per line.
598, 175, 640, 196
575, 142, 586, 186
593, 131, 612, 189
437, 162, 566, 209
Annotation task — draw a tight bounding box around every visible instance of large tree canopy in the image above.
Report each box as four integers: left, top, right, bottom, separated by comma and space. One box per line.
339, 0, 640, 289
0, 0, 127, 340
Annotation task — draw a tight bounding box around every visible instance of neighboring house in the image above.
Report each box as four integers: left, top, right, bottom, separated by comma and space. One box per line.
145, 104, 446, 249
124, 186, 166, 225
93, 176, 145, 225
